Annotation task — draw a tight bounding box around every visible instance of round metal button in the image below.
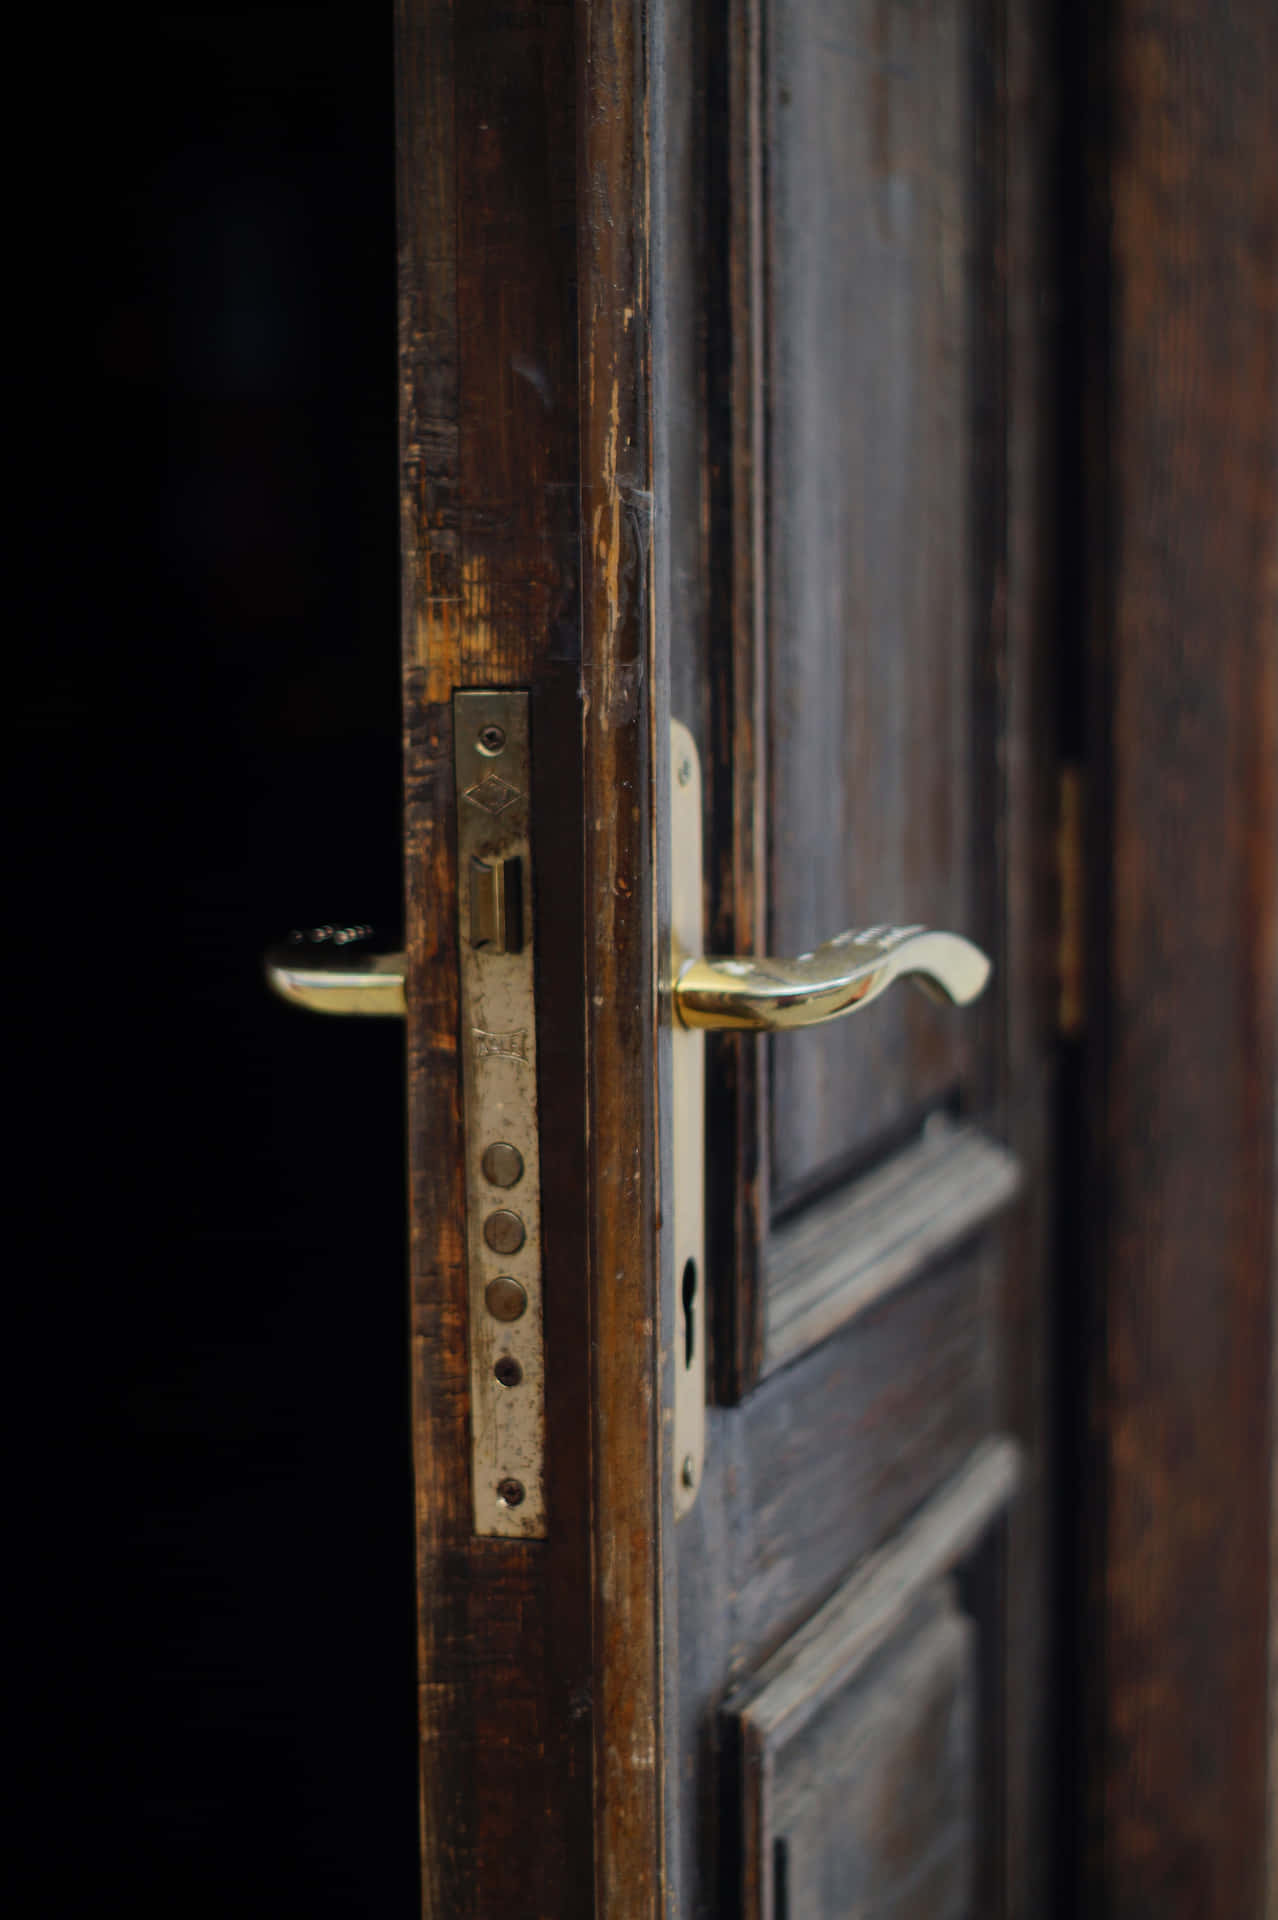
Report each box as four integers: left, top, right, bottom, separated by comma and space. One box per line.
481, 1141, 524, 1189
483, 1208, 526, 1255
485, 1276, 527, 1322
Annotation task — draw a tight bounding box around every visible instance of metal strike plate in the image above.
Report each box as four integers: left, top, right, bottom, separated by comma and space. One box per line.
671, 720, 706, 1517
455, 691, 546, 1538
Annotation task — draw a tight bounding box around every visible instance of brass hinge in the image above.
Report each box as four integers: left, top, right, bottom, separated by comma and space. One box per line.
1057, 764, 1086, 1038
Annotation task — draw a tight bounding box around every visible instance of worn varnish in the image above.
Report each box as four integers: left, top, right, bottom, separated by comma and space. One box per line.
398, 0, 665, 1910
398, 0, 1064, 1911
676, 1249, 1010, 1909
725, 1442, 1024, 1920
663, 0, 1061, 1911
747, 1586, 977, 1920
702, 0, 1022, 1403
763, 1120, 1021, 1377
763, 0, 977, 1205
576, 0, 669, 1911
397, 2, 595, 1913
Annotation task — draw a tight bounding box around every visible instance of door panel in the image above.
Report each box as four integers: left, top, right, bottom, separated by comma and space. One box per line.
737, 1583, 977, 1920
764, 0, 976, 1206
763, 1116, 1018, 1377
695, 0, 1021, 1400
701, 1251, 997, 1657
721, 1441, 1021, 1920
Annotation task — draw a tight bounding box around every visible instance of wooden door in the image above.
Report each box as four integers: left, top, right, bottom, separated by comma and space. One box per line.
394, 1, 1274, 1916
664, 2, 1055, 1912
396, 0, 1051, 1911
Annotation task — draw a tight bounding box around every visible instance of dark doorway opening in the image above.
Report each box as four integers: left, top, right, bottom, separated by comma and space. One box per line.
19, 8, 418, 1910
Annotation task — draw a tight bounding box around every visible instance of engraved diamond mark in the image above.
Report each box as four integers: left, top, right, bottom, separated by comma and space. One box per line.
465, 773, 521, 815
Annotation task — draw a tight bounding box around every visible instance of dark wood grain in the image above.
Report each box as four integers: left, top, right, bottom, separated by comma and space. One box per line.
1083, 0, 1278, 1910
659, 0, 1061, 1911
576, 1, 669, 1912
746, 1586, 977, 1920
724, 1441, 1020, 1920
396, 3, 594, 1913
763, 1119, 1021, 1375
993, 0, 1062, 1905
708, 0, 1033, 1403
676, 1249, 1002, 1911
730, 1436, 1020, 1726
396, 1, 1064, 1913
763, 0, 978, 1206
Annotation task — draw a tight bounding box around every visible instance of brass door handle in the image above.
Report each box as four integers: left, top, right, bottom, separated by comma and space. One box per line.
268, 922, 988, 1028
265, 926, 406, 1016
673, 924, 990, 1032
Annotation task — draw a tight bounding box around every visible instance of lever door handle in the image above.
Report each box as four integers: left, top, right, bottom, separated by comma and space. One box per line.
267, 922, 988, 1028
265, 926, 406, 1016
672, 924, 990, 1033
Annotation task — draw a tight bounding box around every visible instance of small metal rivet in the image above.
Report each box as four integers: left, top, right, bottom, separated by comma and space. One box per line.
496, 1477, 525, 1507
681, 1455, 697, 1489
477, 723, 506, 756
481, 1141, 525, 1189
483, 1209, 526, 1255
494, 1355, 523, 1388
485, 1276, 528, 1322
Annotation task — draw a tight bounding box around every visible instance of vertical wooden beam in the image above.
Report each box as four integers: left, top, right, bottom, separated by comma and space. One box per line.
396, 3, 594, 1913
576, 1, 668, 1914
1090, 0, 1278, 1910
1000, 0, 1062, 1905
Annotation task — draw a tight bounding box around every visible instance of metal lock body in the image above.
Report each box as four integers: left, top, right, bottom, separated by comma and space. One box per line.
454, 690, 546, 1538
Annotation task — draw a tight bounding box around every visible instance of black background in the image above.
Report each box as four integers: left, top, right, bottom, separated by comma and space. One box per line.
17, 6, 421, 1909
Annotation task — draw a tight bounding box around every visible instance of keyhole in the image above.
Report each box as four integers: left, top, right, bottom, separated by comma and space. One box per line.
681, 1258, 698, 1371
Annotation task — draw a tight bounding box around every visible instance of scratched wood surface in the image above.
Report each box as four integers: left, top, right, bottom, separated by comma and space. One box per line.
763, 0, 978, 1209
395, 0, 665, 1912
397, 0, 1061, 1910
1080, 0, 1278, 1909
576, 0, 670, 1911
704, 0, 1023, 1400
742, 1584, 977, 1920
659, 0, 1061, 1912
676, 1248, 1011, 1910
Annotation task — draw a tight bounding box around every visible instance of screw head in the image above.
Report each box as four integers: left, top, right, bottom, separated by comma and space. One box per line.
477, 723, 506, 756
485, 1276, 528, 1322
483, 1208, 526, 1256
496, 1477, 525, 1508
481, 1141, 525, 1189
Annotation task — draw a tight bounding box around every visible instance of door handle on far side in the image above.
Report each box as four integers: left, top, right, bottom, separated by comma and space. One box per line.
265, 927, 406, 1016
672, 924, 990, 1033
